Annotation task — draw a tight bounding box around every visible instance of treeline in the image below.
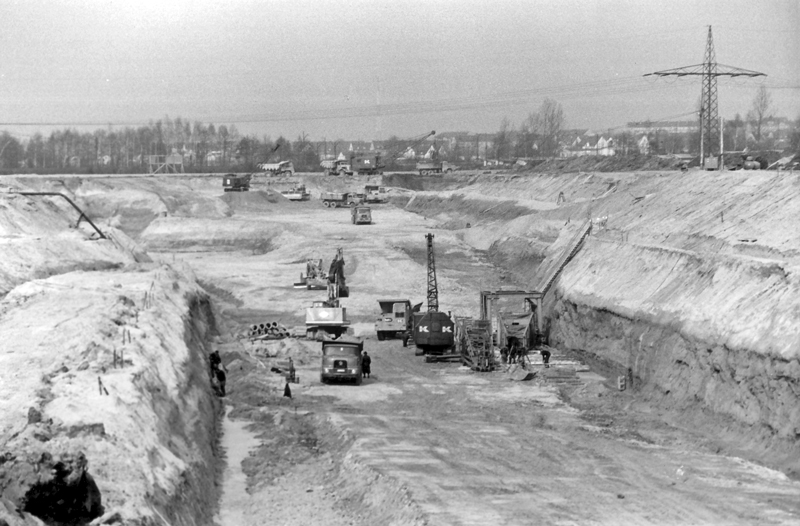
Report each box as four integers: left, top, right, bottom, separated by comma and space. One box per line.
0, 117, 322, 174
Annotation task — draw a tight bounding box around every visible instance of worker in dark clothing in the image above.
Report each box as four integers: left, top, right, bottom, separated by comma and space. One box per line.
287, 357, 296, 383
362, 351, 372, 379
500, 346, 509, 364
215, 364, 227, 396
209, 350, 222, 378
540, 349, 551, 368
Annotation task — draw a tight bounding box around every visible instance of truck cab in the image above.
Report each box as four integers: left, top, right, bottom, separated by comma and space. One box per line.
364, 185, 387, 203
320, 340, 363, 385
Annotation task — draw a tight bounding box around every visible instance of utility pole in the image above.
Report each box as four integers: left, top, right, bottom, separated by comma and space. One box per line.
644, 26, 765, 169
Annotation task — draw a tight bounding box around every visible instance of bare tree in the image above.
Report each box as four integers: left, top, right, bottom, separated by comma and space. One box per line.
534, 98, 565, 157
493, 117, 512, 161
749, 86, 772, 143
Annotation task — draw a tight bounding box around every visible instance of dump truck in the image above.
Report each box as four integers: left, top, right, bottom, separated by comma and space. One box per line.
320, 339, 363, 385
375, 299, 421, 343
351, 205, 372, 225
320, 159, 353, 176
222, 173, 251, 192
257, 160, 295, 176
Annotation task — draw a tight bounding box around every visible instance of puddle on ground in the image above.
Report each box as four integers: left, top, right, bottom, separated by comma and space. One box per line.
216, 405, 260, 526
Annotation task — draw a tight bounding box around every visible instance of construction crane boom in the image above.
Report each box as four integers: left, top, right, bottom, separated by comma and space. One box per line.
426, 233, 439, 312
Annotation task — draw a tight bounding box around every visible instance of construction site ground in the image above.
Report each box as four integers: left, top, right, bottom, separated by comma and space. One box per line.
1, 171, 799, 525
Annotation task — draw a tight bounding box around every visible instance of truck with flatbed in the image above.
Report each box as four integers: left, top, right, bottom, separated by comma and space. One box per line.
320, 191, 363, 208
416, 160, 455, 176
257, 160, 295, 176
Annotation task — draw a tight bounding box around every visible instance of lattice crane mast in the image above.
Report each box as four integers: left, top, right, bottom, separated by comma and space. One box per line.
426, 233, 439, 312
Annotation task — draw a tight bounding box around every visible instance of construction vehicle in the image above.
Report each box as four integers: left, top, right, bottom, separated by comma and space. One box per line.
345, 131, 436, 176
411, 233, 455, 357
222, 173, 251, 192
257, 160, 295, 176
223, 173, 251, 191
351, 205, 372, 225
294, 258, 329, 290
280, 184, 311, 201
320, 191, 362, 208
320, 339, 363, 385
416, 160, 455, 176
363, 185, 388, 203
375, 299, 422, 342
305, 249, 351, 340
320, 158, 353, 176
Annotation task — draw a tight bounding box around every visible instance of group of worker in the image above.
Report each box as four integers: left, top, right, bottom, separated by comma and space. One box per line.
500, 338, 551, 368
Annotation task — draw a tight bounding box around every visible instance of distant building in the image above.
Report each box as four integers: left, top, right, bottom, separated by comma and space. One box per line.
637, 135, 650, 155
625, 120, 698, 134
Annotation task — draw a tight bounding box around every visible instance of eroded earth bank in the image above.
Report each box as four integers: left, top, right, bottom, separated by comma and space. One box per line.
0, 169, 798, 525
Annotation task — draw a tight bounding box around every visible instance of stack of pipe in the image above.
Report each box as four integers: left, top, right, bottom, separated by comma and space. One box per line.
248, 321, 292, 339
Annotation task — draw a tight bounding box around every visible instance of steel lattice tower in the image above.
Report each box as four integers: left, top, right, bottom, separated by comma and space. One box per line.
425, 233, 439, 312
645, 26, 765, 168
701, 27, 719, 164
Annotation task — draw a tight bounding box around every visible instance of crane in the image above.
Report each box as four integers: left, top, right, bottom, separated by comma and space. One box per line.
411, 233, 454, 356
426, 233, 439, 312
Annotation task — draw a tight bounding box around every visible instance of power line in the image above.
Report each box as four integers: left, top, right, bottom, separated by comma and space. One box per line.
0, 75, 668, 127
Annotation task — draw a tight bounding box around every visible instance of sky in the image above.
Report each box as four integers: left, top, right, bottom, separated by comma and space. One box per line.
0, 0, 798, 142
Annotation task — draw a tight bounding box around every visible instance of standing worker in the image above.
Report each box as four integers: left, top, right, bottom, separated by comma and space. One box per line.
215, 364, 227, 396
540, 348, 551, 368
209, 349, 222, 378
362, 351, 372, 379
287, 357, 296, 383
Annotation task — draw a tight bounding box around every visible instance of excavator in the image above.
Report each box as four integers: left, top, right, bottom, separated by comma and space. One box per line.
304, 249, 352, 340
408, 233, 455, 356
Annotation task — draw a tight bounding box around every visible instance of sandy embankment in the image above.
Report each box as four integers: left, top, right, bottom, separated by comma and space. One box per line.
0, 186, 222, 525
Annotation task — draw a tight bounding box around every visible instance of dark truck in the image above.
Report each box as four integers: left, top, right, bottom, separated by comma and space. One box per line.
320, 339, 363, 385
351, 205, 372, 224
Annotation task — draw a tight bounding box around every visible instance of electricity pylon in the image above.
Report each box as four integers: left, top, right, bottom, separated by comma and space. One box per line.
644, 26, 765, 168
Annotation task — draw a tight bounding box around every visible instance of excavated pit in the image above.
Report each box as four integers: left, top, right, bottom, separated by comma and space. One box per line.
2, 169, 799, 523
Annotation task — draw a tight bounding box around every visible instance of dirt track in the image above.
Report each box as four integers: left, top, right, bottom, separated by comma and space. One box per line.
142, 188, 800, 525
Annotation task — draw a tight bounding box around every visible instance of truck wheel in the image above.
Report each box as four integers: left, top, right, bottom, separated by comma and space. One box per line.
446, 168, 453, 173
320, 375, 326, 384
402, 336, 408, 347
377, 332, 385, 341
355, 375, 362, 386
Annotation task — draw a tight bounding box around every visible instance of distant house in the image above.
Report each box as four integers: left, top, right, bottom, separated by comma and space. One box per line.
637, 135, 650, 155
